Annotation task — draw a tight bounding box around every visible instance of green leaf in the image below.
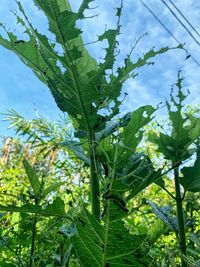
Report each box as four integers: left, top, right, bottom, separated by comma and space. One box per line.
1, 0, 100, 133
61, 140, 90, 165
32, 0, 101, 132
95, 112, 131, 141
71, 152, 153, 266
180, 148, 200, 192
122, 105, 156, 150
72, 209, 149, 267
70, 151, 157, 266
146, 219, 168, 244
112, 45, 182, 87
98, 29, 119, 71
0, 197, 70, 219
119, 153, 162, 200
0, 1, 178, 136
23, 159, 41, 197
77, 0, 95, 19
45, 197, 66, 216
112, 106, 156, 170
42, 182, 66, 197
148, 132, 176, 160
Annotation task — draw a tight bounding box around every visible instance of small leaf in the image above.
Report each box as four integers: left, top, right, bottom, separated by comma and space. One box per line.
23, 159, 41, 197
61, 140, 90, 165
95, 112, 131, 141
45, 197, 66, 216
42, 182, 66, 197
122, 105, 156, 149
148, 132, 175, 160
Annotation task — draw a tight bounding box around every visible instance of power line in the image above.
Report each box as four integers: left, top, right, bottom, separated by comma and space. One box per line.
139, 0, 200, 68
168, 0, 200, 39
140, 0, 180, 44
160, 0, 200, 47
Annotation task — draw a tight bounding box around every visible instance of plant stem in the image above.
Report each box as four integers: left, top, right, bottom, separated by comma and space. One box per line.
174, 165, 187, 267
90, 138, 100, 221
29, 215, 38, 267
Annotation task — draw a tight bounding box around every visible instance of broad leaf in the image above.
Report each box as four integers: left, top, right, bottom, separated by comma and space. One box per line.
0, 0, 180, 136
70, 151, 157, 265
98, 105, 156, 174
72, 209, 149, 267
120, 154, 162, 199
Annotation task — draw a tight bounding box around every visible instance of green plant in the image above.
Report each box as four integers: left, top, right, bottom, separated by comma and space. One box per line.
148, 73, 200, 266
0, 128, 88, 266
1, 0, 196, 266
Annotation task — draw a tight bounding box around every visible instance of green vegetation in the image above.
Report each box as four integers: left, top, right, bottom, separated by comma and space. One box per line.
0, 1, 200, 266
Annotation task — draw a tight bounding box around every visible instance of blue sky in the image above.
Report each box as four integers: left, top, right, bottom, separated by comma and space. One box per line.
0, 0, 200, 136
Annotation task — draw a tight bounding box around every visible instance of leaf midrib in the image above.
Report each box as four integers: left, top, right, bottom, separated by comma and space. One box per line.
48, 1, 92, 136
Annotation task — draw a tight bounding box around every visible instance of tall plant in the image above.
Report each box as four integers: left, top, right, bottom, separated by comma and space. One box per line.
149, 73, 200, 267
0, 0, 184, 266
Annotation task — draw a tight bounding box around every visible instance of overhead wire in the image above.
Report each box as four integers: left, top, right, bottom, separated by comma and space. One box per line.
160, 0, 200, 47
168, 0, 200, 39
139, 0, 200, 68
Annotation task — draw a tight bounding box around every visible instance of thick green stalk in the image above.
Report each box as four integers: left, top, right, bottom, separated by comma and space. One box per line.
89, 138, 100, 221
174, 165, 187, 267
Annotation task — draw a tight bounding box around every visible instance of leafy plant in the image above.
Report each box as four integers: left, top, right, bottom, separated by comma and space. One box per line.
149, 73, 200, 267
0, 0, 190, 266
